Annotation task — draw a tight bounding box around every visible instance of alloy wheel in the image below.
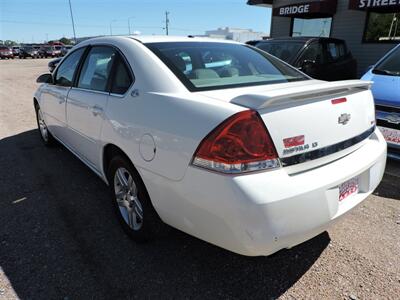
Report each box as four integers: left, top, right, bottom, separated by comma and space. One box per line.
114, 167, 144, 231
37, 108, 49, 142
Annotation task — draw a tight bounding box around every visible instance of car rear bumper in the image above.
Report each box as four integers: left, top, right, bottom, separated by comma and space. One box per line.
143, 128, 387, 256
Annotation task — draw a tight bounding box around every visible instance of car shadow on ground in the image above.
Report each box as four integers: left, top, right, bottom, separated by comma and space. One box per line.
373, 158, 400, 201
2, 130, 335, 299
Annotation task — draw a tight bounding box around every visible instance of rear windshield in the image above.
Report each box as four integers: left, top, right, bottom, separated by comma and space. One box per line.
145, 42, 307, 91
373, 46, 400, 76
255, 41, 304, 62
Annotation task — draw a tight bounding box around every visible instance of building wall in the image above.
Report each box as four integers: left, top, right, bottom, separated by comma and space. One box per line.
331, 0, 396, 75
270, 0, 397, 76
270, 15, 292, 37
205, 27, 268, 43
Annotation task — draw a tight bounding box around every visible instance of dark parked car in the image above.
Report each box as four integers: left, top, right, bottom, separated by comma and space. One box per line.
41, 45, 63, 58
248, 37, 357, 81
0, 46, 14, 59
12, 46, 20, 56
48, 57, 62, 72
19, 46, 39, 59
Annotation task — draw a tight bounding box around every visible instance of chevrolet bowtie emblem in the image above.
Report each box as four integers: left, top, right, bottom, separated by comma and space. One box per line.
338, 113, 351, 125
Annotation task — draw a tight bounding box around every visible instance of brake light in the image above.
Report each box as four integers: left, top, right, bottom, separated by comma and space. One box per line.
331, 97, 347, 105
192, 110, 280, 174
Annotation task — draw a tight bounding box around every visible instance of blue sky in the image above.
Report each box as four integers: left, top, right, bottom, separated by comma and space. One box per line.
0, 0, 272, 43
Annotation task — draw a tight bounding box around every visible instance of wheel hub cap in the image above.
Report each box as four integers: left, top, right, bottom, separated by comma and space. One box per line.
37, 109, 48, 141
114, 167, 143, 230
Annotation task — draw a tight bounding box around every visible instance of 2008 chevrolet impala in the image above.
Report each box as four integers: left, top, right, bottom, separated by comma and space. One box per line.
34, 36, 387, 256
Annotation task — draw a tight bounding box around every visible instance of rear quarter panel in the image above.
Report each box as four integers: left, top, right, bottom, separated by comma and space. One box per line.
101, 92, 241, 181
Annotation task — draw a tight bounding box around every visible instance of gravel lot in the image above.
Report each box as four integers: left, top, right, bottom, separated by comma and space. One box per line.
0, 59, 399, 299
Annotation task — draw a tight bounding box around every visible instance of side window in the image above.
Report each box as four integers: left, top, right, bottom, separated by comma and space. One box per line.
298, 43, 323, 66
55, 47, 85, 87
77, 46, 116, 92
327, 43, 338, 60
110, 55, 133, 94
326, 42, 347, 62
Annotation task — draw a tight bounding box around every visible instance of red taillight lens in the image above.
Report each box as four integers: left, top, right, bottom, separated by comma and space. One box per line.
192, 110, 280, 174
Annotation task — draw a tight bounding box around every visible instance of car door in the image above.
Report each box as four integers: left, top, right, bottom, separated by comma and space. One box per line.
66, 45, 117, 170
39, 47, 86, 141
295, 42, 325, 79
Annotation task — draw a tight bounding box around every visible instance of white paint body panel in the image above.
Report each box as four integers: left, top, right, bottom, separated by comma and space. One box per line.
35, 36, 387, 256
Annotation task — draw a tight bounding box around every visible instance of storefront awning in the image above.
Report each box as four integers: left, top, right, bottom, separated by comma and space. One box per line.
248, 0, 338, 18
247, 0, 274, 7
349, 0, 400, 12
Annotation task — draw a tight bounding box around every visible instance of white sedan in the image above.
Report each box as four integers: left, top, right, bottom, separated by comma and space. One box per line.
34, 36, 386, 256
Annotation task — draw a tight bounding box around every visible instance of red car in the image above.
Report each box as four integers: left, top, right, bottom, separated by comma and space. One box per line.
0, 46, 14, 59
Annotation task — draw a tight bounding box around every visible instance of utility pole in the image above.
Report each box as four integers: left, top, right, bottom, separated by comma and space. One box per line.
68, 0, 77, 44
110, 19, 117, 36
128, 17, 135, 35
165, 11, 170, 35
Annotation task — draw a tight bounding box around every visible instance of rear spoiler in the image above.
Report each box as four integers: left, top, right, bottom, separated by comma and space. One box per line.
230, 80, 373, 110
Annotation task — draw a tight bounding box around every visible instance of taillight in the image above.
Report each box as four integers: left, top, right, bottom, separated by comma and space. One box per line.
192, 110, 280, 174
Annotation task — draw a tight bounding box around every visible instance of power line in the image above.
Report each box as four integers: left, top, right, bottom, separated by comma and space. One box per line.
0, 20, 165, 30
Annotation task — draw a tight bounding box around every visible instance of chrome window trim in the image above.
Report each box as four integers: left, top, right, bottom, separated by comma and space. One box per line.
71, 87, 110, 96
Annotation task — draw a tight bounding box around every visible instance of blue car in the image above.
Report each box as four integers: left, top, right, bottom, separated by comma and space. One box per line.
362, 44, 400, 160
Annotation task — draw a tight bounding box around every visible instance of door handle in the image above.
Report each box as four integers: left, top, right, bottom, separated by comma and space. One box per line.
58, 97, 66, 104
91, 106, 103, 117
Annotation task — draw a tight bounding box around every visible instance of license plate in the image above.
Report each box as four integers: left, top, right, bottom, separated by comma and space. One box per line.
378, 126, 400, 146
339, 177, 359, 202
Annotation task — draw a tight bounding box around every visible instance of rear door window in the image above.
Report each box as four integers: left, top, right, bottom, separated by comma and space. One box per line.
55, 47, 86, 87
110, 55, 133, 94
77, 46, 116, 92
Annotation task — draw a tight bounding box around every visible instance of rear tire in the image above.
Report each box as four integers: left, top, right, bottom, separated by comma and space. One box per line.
108, 155, 163, 242
35, 104, 55, 146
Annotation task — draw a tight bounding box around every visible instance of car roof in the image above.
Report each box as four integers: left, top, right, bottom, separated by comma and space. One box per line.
132, 35, 240, 44
253, 36, 346, 44
79, 35, 241, 45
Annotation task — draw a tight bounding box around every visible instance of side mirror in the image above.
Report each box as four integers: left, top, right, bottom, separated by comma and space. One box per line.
36, 73, 53, 84
300, 60, 316, 72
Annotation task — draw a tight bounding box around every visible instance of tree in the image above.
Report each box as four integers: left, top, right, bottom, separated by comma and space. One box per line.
4, 40, 17, 46
59, 37, 73, 45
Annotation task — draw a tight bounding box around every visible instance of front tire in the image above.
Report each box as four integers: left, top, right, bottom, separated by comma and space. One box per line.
35, 104, 55, 146
108, 155, 163, 242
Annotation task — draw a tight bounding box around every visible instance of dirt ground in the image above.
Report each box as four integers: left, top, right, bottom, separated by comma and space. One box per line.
0, 58, 399, 299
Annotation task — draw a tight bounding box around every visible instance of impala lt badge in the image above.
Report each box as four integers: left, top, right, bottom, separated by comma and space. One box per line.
338, 113, 351, 125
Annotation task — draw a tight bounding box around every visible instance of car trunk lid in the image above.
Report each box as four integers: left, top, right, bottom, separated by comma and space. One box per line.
199, 80, 376, 171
